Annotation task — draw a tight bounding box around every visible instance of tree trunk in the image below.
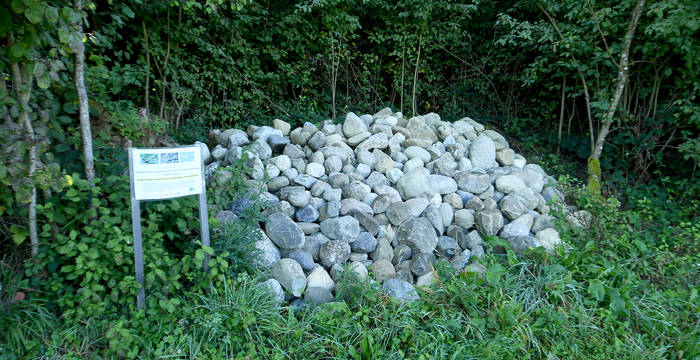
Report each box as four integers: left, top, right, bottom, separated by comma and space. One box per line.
142, 20, 150, 117
11, 57, 38, 258
412, 33, 422, 117
74, 0, 95, 184
557, 77, 566, 154
588, 0, 646, 194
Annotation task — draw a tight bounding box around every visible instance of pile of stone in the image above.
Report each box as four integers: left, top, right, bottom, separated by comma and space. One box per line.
201, 109, 585, 305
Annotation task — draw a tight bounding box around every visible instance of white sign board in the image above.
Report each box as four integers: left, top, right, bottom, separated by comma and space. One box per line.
128, 145, 210, 310
129, 146, 203, 200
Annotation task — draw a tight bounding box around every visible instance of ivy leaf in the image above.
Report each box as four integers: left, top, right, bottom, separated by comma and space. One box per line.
10, 225, 28, 245
45, 5, 58, 24
10, 0, 24, 14
10, 43, 25, 58
58, 25, 70, 44
37, 73, 50, 89
486, 263, 507, 286
24, 2, 45, 24
33, 62, 46, 77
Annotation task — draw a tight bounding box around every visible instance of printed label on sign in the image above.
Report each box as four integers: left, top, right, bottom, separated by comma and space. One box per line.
129, 146, 203, 200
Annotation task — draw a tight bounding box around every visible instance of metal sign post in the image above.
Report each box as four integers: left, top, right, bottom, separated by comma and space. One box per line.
128, 145, 210, 310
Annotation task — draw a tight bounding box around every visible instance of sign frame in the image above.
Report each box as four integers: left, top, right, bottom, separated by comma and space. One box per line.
128, 145, 210, 310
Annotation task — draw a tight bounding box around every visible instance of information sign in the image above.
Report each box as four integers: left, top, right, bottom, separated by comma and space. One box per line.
130, 146, 203, 200
128, 145, 210, 310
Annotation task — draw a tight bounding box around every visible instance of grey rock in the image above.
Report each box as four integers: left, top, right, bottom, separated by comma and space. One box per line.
499, 193, 527, 220
392, 244, 413, 265
254, 233, 281, 268
383, 279, 419, 302
385, 168, 404, 183
307, 131, 327, 151
324, 200, 341, 219
287, 249, 316, 272
508, 236, 538, 253
267, 134, 289, 154
404, 146, 431, 163
351, 232, 378, 253
542, 186, 566, 204
216, 210, 238, 227
323, 188, 342, 202
386, 198, 429, 225
374, 185, 402, 203
263, 200, 295, 218
222, 129, 250, 147
210, 145, 227, 161
289, 128, 311, 146
464, 195, 484, 211
304, 287, 335, 306
532, 214, 555, 233
452, 249, 471, 272
253, 126, 283, 143
372, 194, 393, 214
340, 198, 374, 216
432, 153, 458, 176
272, 119, 291, 136
371, 260, 396, 282
370, 238, 394, 261
475, 209, 504, 236
306, 266, 335, 292
567, 210, 593, 230
494, 175, 528, 194
469, 135, 496, 170
500, 221, 530, 240
416, 271, 435, 287
437, 236, 459, 259
396, 169, 433, 200
287, 188, 311, 208
428, 175, 458, 194
320, 216, 361, 241
231, 198, 254, 215
303, 232, 330, 261
265, 213, 306, 249
311, 181, 331, 197
536, 228, 562, 253
366, 171, 390, 189
496, 148, 515, 166
357, 133, 389, 151
319, 240, 351, 268
454, 209, 475, 229
270, 155, 292, 171
249, 139, 272, 160
354, 212, 380, 235
513, 164, 546, 193
343, 112, 369, 138
283, 143, 306, 159
397, 217, 439, 254
341, 182, 371, 200
259, 278, 284, 305
455, 172, 491, 194
297, 222, 320, 235
306, 163, 325, 178
439, 201, 454, 224
324, 155, 343, 174
410, 253, 434, 276
395, 268, 414, 283
422, 205, 444, 234
349, 252, 368, 262
465, 230, 484, 249
471, 245, 485, 258
271, 258, 307, 297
